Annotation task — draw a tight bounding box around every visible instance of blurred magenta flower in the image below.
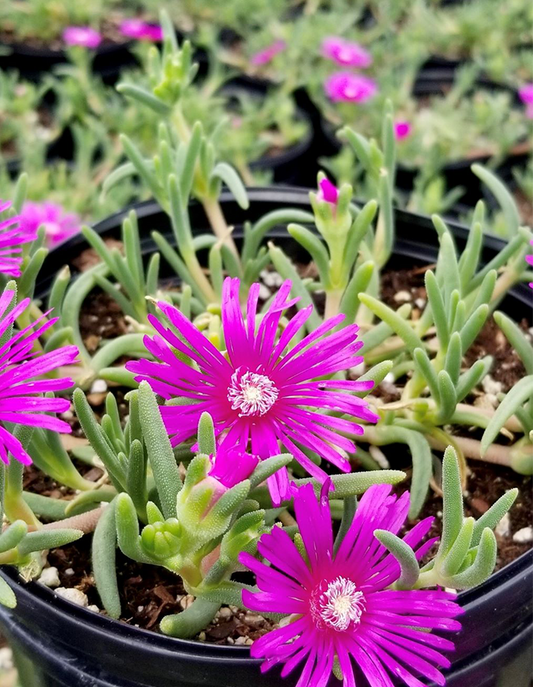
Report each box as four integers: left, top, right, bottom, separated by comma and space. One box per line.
62, 26, 102, 49
127, 277, 377, 505
321, 37, 372, 68
0, 291, 78, 465
0, 200, 38, 277
250, 40, 286, 66
324, 72, 377, 103
241, 481, 462, 687
20, 202, 81, 249
518, 83, 533, 105
518, 84, 533, 119
317, 178, 339, 205
120, 19, 163, 42
394, 120, 412, 140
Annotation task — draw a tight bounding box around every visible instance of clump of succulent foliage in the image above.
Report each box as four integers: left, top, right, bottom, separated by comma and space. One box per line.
0, 12, 531, 687
323, 64, 530, 180
0, 0, 164, 45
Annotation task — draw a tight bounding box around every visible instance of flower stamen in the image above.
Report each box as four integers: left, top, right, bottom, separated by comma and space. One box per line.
318, 576, 365, 631
227, 370, 279, 417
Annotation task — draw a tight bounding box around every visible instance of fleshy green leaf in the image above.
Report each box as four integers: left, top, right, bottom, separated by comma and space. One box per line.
449, 529, 497, 589
471, 489, 518, 546
198, 413, 216, 456
0, 577, 16, 609
374, 529, 419, 589
439, 447, 463, 557
92, 500, 121, 619
481, 376, 533, 454
138, 382, 181, 519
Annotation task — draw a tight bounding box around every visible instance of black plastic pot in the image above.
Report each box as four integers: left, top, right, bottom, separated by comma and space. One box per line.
1, 187, 532, 687
0, 39, 139, 84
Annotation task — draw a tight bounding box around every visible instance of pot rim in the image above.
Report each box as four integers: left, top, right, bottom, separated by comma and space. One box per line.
11, 185, 532, 658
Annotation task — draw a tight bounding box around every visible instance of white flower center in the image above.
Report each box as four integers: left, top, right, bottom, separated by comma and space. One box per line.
227, 370, 279, 417
338, 47, 353, 62
318, 576, 365, 631
344, 85, 359, 99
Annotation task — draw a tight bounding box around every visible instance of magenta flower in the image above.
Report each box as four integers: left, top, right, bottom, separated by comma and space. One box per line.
119, 19, 163, 42
394, 120, 412, 140
250, 40, 286, 66
127, 278, 378, 504
0, 200, 38, 278
209, 446, 259, 490
518, 84, 533, 119
321, 37, 372, 68
62, 26, 102, 49
317, 178, 339, 205
324, 72, 378, 103
240, 482, 462, 687
20, 202, 81, 249
518, 83, 533, 105
0, 291, 78, 465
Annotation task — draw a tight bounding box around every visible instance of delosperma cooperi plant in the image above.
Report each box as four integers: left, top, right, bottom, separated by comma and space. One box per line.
0, 16, 531, 687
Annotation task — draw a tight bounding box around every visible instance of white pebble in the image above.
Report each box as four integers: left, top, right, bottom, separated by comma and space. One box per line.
0, 647, 13, 672
90, 379, 108, 394
87, 605, 100, 613
414, 298, 426, 309
393, 290, 411, 303
234, 636, 248, 645
384, 372, 395, 383
179, 594, 194, 610
55, 588, 89, 607
260, 270, 284, 288
495, 513, 511, 538
64, 568, 75, 576
481, 376, 503, 397
258, 284, 271, 300
513, 527, 533, 543
369, 445, 390, 469
218, 607, 232, 619
38, 566, 60, 588
137, 606, 144, 613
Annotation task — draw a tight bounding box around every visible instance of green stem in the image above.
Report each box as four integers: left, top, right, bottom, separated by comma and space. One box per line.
325, 288, 344, 320
202, 196, 240, 262
5, 462, 41, 530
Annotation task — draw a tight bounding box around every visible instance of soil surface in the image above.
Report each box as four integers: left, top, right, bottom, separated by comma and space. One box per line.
12, 259, 533, 643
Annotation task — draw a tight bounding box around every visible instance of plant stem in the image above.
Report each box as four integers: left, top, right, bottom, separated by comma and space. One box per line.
202, 196, 240, 261
427, 434, 513, 467
325, 288, 344, 320
42, 506, 105, 534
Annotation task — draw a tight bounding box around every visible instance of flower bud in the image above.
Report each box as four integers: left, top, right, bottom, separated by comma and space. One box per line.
175, 447, 258, 555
